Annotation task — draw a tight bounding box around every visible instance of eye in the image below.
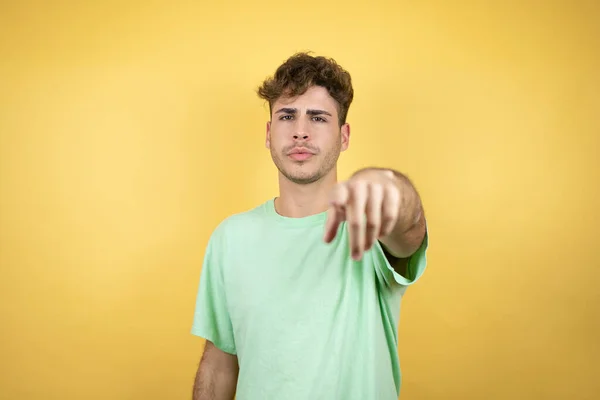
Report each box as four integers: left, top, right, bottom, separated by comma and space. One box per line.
312, 116, 327, 122
279, 115, 293, 120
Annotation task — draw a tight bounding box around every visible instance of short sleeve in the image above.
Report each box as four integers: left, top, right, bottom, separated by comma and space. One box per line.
191, 228, 237, 355
372, 226, 429, 288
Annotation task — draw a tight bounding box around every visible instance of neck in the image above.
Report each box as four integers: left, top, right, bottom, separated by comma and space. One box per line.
274, 169, 338, 218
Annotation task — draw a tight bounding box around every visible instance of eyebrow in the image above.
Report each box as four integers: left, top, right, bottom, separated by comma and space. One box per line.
274, 107, 333, 117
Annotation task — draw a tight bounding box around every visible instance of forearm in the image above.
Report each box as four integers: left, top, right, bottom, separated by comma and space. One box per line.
193, 364, 237, 400
390, 170, 423, 233
192, 342, 238, 400
380, 169, 426, 258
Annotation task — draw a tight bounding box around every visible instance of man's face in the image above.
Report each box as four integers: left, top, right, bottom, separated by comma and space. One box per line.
266, 86, 350, 185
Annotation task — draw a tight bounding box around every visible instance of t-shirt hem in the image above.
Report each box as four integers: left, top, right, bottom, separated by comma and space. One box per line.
190, 327, 237, 355
375, 228, 429, 287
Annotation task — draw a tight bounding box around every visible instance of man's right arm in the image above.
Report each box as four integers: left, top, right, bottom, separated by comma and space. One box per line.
193, 340, 239, 400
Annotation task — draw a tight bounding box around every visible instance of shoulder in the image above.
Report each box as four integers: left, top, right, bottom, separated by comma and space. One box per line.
209, 199, 272, 243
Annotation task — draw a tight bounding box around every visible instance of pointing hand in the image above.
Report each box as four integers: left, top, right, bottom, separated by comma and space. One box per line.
323, 169, 400, 260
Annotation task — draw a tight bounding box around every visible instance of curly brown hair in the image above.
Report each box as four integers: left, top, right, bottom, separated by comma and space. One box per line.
257, 52, 354, 126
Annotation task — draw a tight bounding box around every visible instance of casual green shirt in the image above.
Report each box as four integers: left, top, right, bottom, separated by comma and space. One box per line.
191, 198, 428, 399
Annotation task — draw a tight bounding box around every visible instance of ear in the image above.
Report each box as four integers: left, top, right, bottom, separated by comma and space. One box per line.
265, 121, 271, 149
340, 122, 350, 151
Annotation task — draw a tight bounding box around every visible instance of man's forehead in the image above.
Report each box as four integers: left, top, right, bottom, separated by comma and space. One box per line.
274, 88, 337, 110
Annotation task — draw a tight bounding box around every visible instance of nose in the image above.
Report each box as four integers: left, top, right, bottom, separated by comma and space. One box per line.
292, 119, 310, 141
293, 133, 309, 140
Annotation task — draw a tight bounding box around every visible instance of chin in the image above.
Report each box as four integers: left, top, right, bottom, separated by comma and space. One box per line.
283, 168, 322, 185
288, 175, 321, 185
272, 155, 326, 184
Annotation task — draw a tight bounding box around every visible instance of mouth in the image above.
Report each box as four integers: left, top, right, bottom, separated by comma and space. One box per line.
287, 147, 315, 161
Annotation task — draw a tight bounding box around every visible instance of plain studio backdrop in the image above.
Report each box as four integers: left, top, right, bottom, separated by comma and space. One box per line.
0, 1, 598, 399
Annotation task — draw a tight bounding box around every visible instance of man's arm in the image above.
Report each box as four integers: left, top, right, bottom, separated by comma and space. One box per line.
324, 167, 426, 277
193, 340, 239, 400
377, 169, 426, 265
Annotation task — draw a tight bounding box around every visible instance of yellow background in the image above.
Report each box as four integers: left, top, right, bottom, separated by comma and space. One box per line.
1, 1, 598, 399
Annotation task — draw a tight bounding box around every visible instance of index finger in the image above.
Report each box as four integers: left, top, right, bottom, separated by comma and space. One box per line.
324, 183, 349, 243
323, 205, 345, 243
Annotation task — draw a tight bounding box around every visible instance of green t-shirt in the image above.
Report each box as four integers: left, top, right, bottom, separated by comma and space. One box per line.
191, 198, 428, 399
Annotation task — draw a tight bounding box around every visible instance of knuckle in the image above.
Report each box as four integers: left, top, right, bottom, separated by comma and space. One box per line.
382, 213, 395, 225
349, 179, 365, 191
384, 182, 398, 194
349, 221, 362, 230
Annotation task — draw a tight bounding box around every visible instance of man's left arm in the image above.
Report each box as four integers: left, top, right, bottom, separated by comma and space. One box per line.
376, 169, 427, 277
324, 167, 427, 278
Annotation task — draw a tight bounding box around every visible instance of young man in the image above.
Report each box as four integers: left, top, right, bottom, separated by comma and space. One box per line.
191, 52, 428, 400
